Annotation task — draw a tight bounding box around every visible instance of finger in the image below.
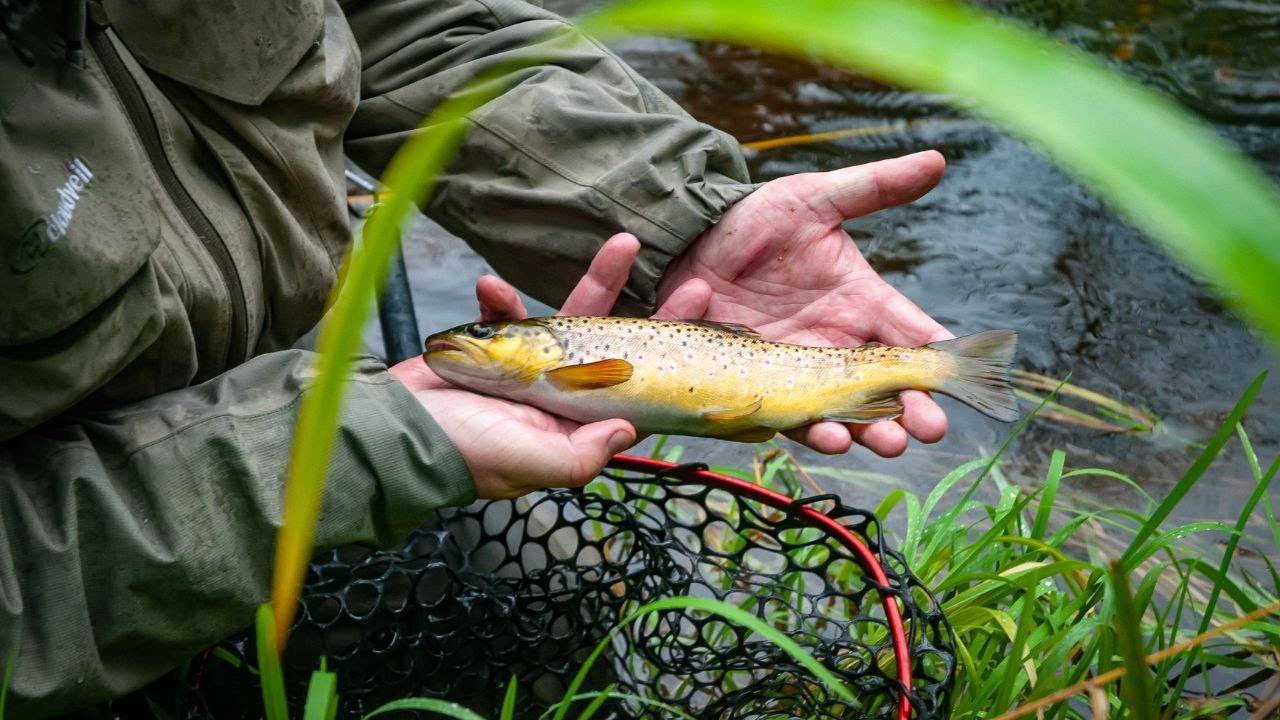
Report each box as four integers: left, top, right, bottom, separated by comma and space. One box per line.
860, 285, 953, 443
564, 420, 637, 484
476, 275, 528, 321
784, 421, 853, 455
849, 420, 910, 458
653, 278, 712, 320
559, 233, 641, 316
507, 419, 636, 491
869, 284, 954, 347
899, 390, 947, 443
813, 150, 946, 223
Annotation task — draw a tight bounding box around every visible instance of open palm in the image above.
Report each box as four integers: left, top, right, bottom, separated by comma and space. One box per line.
656, 151, 955, 456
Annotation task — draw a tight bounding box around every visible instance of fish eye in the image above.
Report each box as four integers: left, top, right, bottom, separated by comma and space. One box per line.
465, 323, 495, 339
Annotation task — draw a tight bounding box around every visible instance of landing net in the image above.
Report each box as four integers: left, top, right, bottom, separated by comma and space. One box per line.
184, 455, 955, 719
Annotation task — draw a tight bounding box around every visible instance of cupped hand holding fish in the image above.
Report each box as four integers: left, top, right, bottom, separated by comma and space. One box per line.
655, 150, 955, 456
388, 235, 712, 500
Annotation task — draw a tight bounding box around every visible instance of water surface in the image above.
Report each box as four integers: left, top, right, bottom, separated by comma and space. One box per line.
377, 0, 1280, 553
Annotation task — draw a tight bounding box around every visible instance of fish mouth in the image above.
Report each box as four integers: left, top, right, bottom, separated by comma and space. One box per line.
424, 335, 485, 363
425, 339, 463, 355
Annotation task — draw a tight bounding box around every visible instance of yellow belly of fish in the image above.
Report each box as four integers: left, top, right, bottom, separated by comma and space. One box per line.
545, 354, 948, 441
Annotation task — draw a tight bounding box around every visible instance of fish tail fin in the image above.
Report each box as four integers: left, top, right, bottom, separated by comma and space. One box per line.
927, 330, 1020, 422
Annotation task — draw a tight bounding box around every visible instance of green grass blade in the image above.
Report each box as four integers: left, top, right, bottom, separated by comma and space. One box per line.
256, 605, 290, 720
1120, 372, 1267, 570
500, 675, 518, 720
580, 0, 1280, 348
1168, 425, 1280, 702
540, 692, 696, 720
303, 667, 339, 720
992, 585, 1038, 709
574, 682, 615, 720
363, 699, 488, 720
0, 642, 14, 720
1108, 563, 1158, 720
1032, 450, 1065, 541
550, 596, 854, 720
266, 71, 508, 646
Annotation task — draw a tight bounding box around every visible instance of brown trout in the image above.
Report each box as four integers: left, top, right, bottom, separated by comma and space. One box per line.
423, 316, 1018, 442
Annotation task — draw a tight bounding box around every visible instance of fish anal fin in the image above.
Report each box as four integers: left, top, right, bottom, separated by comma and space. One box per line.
701, 396, 763, 422
822, 392, 904, 423
686, 320, 763, 340
545, 359, 633, 390
720, 427, 777, 443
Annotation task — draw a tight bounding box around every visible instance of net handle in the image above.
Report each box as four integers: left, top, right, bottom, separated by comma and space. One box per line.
607, 454, 914, 720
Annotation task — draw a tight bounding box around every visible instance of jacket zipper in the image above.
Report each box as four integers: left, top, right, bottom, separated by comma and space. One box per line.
87, 27, 249, 368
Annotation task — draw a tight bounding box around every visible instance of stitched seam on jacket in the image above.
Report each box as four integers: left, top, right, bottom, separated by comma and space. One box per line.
464, 3, 653, 114
467, 116, 687, 241
234, 113, 341, 276
372, 92, 689, 242
25, 373, 400, 469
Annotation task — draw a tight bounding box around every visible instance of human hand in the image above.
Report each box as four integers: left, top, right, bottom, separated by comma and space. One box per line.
656, 150, 954, 458
390, 234, 711, 500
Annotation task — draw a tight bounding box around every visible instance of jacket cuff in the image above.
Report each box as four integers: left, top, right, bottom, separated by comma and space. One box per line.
320, 362, 476, 548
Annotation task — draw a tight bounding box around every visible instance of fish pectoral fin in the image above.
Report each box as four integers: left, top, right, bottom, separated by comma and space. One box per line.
545, 358, 634, 390
686, 320, 763, 340
721, 426, 778, 443
702, 396, 763, 422
822, 392, 904, 423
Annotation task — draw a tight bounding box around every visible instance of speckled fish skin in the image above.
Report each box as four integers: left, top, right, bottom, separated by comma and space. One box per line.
423, 316, 1020, 442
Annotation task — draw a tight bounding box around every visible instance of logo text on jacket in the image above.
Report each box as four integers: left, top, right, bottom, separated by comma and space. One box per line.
10, 158, 94, 274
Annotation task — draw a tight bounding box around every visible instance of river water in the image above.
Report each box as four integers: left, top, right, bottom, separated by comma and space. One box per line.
370, 0, 1280, 553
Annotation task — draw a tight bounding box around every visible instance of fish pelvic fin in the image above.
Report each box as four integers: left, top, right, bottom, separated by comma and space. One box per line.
702, 396, 763, 422
927, 330, 1020, 422
545, 358, 633, 390
822, 392, 904, 423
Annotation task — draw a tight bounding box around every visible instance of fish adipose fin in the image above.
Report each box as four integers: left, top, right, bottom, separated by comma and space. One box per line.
686, 320, 763, 340
546, 359, 633, 390
702, 396, 763, 422
822, 392, 904, 423
927, 330, 1020, 422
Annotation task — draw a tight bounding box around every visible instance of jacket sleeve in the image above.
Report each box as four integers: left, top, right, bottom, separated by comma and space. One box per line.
0, 350, 474, 718
341, 0, 756, 315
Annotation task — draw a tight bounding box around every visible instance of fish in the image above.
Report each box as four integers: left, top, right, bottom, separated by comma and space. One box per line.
423, 316, 1019, 442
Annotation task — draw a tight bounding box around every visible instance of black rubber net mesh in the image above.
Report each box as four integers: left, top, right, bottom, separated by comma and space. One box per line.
173, 463, 954, 719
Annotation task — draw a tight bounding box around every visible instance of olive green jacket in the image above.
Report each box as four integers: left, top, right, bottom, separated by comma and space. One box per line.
0, 0, 753, 714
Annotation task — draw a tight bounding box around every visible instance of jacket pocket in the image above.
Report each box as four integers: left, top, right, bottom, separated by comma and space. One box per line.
101, 0, 325, 106
0, 53, 164, 346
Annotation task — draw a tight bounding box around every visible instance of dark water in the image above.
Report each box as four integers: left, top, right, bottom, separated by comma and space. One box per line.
378, 0, 1280, 553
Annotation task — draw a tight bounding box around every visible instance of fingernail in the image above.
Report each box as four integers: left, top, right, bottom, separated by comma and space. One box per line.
607, 430, 633, 455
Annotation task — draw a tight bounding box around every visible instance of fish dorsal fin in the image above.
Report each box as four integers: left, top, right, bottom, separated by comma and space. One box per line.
685, 320, 763, 340
821, 391, 903, 423
702, 396, 763, 422
545, 359, 633, 390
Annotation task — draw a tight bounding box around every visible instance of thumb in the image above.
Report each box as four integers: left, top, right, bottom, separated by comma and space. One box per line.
476, 274, 528, 321
564, 420, 636, 486
812, 150, 946, 222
